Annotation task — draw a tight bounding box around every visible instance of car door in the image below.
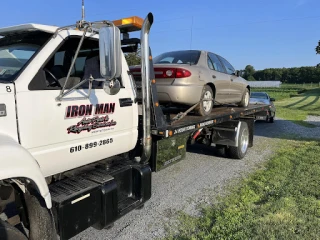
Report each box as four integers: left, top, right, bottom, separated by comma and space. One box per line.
217, 55, 243, 102
15, 32, 137, 177
207, 52, 230, 103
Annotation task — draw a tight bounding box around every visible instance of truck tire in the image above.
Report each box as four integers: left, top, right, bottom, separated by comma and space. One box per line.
215, 144, 226, 157
226, 121, 249, 159
196, 85, 214, 116
0, 220, 27, 240
24, 191, 57, 240
238, 88, 250, 107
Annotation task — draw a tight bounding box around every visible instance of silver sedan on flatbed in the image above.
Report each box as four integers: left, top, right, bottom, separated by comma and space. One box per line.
130, 50, 250, 116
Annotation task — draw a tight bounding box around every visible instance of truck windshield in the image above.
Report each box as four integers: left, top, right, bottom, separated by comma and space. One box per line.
0, 31, 52, 82
0, 44, 39, 81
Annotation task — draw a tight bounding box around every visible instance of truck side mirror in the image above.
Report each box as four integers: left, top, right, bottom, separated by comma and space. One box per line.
270, 98, 275, 102
235, 70, 241, 77
99, 25, 122, 95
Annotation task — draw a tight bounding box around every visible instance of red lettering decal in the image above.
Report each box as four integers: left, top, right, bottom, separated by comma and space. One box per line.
109, 103, 115, 113
78, 105, 86, 116
65, 106, 71, 118
95, 104, 104, 115
71, 106, 78, 117
85, 104, 93, 115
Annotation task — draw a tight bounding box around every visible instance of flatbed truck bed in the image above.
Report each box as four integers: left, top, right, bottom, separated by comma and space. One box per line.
151, 104, 271, 137
144, 102, 271, 172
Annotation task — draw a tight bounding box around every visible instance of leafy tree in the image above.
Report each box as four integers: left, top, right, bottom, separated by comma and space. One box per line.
316, 41, 320, 54
125, 49, 141, 66
252, 65, 320, 84
243, 65, 255, 79
247, 75, 255, 81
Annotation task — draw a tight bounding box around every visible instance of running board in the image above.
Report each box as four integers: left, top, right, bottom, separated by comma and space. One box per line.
49, 162, 151, 240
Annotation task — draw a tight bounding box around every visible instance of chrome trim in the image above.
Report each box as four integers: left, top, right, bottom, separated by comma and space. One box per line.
140, 13, 154, 164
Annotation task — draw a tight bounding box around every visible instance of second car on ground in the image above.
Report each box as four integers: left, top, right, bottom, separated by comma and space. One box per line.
130, 50, 250, 116
249, 92, 276, 123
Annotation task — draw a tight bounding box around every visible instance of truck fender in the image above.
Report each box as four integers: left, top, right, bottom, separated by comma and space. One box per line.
0, 133, 51, 209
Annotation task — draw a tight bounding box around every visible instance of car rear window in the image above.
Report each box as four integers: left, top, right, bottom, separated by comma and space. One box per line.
153, 50, 201, 65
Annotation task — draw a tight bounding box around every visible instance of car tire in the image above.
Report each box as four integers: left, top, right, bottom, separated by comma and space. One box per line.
0, 220, 27, 240
268, 116, 274, 123
226, 121, 249, 159
196, 85, 214, 116
238, 88, 250, 107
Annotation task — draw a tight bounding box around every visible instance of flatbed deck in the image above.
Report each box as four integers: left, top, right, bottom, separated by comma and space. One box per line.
152, 104, 271, 137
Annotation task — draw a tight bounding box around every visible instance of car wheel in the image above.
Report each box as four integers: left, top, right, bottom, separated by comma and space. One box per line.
238, 88, 250, 107
269, 116, 274, 123
196, 85, 214, 116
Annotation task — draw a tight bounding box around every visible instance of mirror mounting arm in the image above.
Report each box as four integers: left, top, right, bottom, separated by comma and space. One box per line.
56, 25, 90, 101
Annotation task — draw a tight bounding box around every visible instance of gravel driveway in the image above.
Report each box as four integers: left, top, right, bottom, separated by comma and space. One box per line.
73, 118, 320, 240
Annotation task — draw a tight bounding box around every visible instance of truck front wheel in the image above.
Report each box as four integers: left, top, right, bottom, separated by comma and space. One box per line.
0, 220, 27, 240
226, 121, 249, 159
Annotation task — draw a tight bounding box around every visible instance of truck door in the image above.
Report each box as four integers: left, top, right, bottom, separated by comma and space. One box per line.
15, 34, 138, 177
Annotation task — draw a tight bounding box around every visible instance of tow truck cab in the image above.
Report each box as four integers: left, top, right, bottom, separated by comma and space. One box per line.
0, 14, 154, 240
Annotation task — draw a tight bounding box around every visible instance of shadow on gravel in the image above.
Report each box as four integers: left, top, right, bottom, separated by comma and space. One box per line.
187, 144, 222, 158
254, 119, 320, 141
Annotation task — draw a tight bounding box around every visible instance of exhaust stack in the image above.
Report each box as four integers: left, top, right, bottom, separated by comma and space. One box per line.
140, 13, 154, 164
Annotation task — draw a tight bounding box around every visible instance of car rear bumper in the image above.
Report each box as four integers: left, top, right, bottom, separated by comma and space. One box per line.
156, 85, 203, 105
254, 109, 276, 120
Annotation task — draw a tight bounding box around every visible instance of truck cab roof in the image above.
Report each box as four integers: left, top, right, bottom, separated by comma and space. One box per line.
0, 24, 58, 36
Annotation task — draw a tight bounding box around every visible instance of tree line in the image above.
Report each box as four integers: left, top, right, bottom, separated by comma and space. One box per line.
242, 64, 320, 83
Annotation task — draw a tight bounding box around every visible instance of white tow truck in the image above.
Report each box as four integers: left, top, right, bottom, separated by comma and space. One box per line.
0, 11, 271, 240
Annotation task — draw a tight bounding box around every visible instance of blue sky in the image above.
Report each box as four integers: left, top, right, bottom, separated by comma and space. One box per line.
1, 0, 319, 70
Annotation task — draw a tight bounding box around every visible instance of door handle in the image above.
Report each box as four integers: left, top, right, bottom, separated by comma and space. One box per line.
212, 75, 216, 79
119, 98, 133, 107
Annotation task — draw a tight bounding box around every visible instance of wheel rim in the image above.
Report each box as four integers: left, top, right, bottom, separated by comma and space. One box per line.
203, 91, 213, 112
244, 92, 249, 106
240, 128, 249, 154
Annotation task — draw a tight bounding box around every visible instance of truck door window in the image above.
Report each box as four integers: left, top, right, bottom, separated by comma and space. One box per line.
29, 36, 104, 90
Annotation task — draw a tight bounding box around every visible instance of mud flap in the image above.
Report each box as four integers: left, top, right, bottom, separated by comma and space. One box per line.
150, 133, 189, 172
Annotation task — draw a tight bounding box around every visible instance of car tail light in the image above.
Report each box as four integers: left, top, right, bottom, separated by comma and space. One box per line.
176, 68, 191, 78
130, 68, 141, 76
154, 68, 191, 78
129, 67, 192, 79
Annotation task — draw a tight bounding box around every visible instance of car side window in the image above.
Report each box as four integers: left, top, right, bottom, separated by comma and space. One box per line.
217, 55, 235, 75
29, 36, 104, 90
208, 53, 225, 73
207, 56, 214, 70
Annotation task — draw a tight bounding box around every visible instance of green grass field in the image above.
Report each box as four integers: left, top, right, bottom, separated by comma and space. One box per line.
165, 140, 320, 240
252, 86, 320, 127
163, 84, 320, 240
